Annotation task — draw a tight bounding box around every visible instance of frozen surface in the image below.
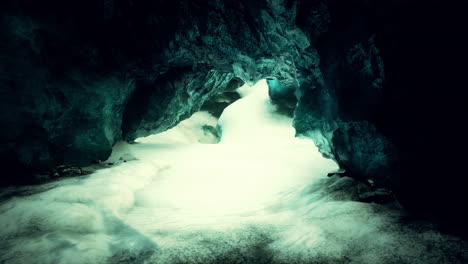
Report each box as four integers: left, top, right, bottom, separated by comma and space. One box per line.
1, 80, 467, 264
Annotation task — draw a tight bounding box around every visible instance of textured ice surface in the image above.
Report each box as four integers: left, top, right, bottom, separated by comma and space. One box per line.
1, 80, 467, 264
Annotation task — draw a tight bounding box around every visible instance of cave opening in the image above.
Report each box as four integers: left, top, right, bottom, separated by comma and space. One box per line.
1, 0, 468, 262
1, 79, 351, 263
3, 77, 466, 263
1, 76, 467, 263
105, 79, 338, 220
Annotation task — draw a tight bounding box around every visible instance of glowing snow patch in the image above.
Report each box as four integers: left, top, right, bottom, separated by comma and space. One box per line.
1, 80, 467, 264
128, 80, 337, 220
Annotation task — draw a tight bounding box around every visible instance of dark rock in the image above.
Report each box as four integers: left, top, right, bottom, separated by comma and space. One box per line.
200, 77, 244, 118
201, 125, 220, 143
267, 78, 298, 117
319, 175, 395, 204
0, 0, 309, 182
294, 34, 392, 187
359, 188, 394, 204
294, 0, 468, 229
121, 67, 238, 141
55, 165, 89, 176
201, 91, 241, 118
27, 165, 89, 184
322, 175, 371, 202
329, 121, 398, 187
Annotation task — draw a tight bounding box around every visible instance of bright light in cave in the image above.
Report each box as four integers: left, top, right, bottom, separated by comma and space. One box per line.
1, 80, 459, 263
125, 79, 338, 219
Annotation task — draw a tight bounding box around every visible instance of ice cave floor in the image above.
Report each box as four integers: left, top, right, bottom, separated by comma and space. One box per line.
0, 81, 467, 264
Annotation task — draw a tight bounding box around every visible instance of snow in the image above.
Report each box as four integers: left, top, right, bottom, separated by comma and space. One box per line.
0, 80, 466, 264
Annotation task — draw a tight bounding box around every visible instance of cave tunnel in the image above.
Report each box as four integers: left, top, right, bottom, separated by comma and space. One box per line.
0, 0, 467, 263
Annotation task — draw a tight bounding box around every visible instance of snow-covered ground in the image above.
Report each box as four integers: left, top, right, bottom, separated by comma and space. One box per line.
1, 80, 466, 264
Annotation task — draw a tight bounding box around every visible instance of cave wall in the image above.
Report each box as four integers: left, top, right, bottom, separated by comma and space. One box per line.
0, 0, 311, 183
293, 0, 468, 228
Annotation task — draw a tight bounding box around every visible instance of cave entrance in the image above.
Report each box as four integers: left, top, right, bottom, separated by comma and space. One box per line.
0, 79, 362, 262
105, 79, 337, 219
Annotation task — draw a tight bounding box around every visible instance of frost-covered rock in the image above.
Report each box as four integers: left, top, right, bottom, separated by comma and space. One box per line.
0, 0, 310, 182
119, 154, 137, 163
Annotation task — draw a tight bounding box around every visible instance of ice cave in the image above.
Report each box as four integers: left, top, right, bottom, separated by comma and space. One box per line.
0, 0, 467, 263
